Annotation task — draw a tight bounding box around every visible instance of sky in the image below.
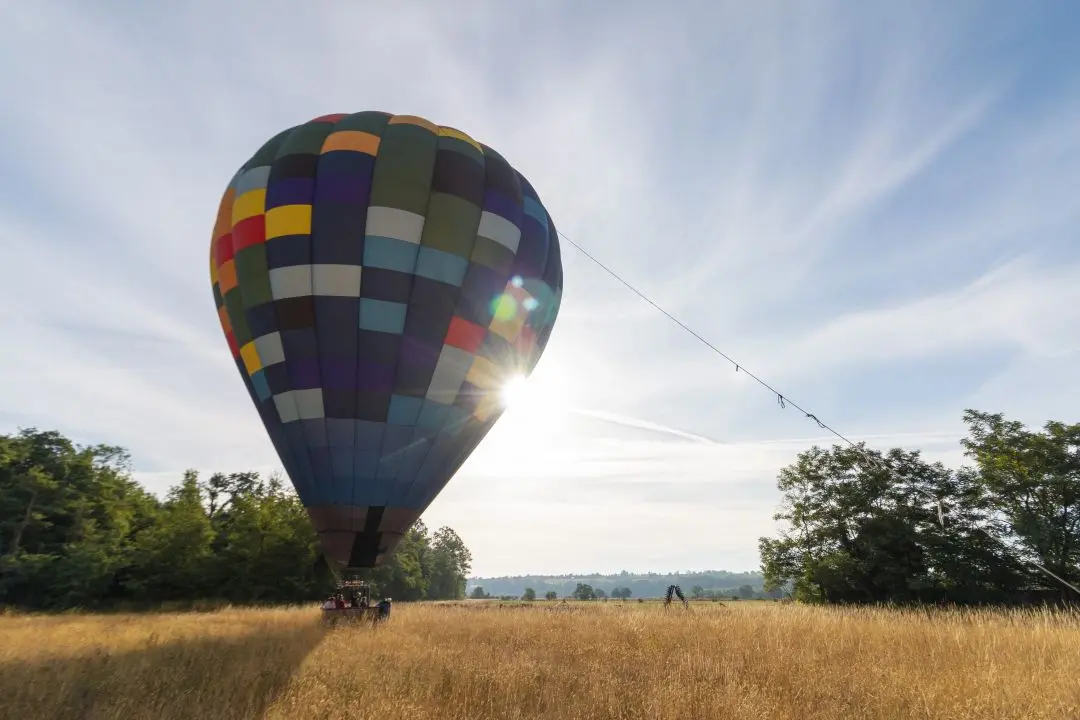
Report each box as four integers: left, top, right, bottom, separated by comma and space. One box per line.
2, 1, 1079, 577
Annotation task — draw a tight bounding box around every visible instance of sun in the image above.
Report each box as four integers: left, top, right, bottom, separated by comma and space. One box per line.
463, 352, 576, 474
490, 366, 570, 436
491, 367, 567, 434
499, 374, 532, 410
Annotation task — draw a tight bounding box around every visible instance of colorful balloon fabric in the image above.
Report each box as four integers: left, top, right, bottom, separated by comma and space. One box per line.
209, 112, 563, 570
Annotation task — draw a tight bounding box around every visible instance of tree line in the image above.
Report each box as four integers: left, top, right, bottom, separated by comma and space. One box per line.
758, 410, 1080, 605
0, 428, 472, 611
465, 570, 766, 599
6, 407, 1076, 611
469, 582, 776, 602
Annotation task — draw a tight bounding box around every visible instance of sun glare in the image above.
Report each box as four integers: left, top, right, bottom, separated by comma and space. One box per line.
499, 374, 531, 410
465, 354, 575, 475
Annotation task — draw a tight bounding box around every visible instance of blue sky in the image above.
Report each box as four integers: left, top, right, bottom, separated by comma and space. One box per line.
2, 1, 1079, 577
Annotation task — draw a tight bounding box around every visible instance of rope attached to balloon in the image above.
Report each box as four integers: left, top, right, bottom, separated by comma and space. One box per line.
558, 230, 1080, 598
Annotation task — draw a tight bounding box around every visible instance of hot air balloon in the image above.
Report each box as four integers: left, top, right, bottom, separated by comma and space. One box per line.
209, 111, 562, 572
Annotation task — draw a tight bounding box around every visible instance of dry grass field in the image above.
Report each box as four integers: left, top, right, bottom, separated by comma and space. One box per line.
1, 600, 1078, 720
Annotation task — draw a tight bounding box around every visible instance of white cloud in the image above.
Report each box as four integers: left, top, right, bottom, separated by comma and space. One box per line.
766, 257, 1080, 381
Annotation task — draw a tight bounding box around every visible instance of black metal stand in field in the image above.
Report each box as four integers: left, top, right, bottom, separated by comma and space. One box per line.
664, 584, 689, 609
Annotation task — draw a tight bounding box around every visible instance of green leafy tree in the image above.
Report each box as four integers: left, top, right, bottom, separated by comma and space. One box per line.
124, 470, 214, 602
962, 410, 1080, 588
470, 585, 488, 599
758, 440, 1024, 604
426, 526, 472, 600
0, 428, 478, 611
0, 430, 157, 609
522, 587, 536, 601
364, 522, 430, 601
571, 582, 595, 600
544, 590, 557, 600
204, 471, 325, 603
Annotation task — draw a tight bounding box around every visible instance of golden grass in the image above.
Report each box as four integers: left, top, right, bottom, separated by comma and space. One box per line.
1, 601, 1078, 720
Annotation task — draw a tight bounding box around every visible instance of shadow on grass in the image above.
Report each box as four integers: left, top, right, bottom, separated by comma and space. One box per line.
0, 622, 326, 720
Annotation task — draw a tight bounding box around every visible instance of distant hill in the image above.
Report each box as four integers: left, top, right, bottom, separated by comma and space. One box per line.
465, 571, 768, 599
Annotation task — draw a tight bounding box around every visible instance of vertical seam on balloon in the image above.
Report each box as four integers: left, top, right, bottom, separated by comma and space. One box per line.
399, 143, 488, 509
306, 123, 337, 517
256, 129, 315, 506
531, 204, 560, 367
213, 184, 287, 501
356, 112, 394, 538
340, 112, 387, 538
396, 134, 488, 510
230, 170, 305, 502
521, 176, 552, 374
372, 117, 439, 515
538, 212, 564, 359
405, 149, 526, 511
219, 166, 305, 499
311, 122, 334, 520
234, 135, 307, 505
272, 125, 321, 513
336, 113, 361, 540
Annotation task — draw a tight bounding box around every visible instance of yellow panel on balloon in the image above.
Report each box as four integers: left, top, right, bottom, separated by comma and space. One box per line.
465, 355, 500, 391
231, 189, 265, 225
266, 204, 312, 239
239, 341, 263, 375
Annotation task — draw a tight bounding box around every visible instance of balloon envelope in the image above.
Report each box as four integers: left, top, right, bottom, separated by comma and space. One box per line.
209, 112, 563, 570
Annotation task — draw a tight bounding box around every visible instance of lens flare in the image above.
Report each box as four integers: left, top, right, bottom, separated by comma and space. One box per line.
500, 374, 529, 408
491, 293, 518, 322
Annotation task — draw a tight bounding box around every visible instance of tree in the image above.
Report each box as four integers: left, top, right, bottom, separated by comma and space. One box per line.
962, 410, 1080, 589
522, 587, 536, 601
361, 521, 430, 601
571, 582, 595, 600
124, 470, 215, 602
199, 470, 325, 603
427, 527, 472, 600
758, 440, 1024, 604
738, 584, 755, 599
544, 590, 557, 600
0, 428, 478, 611
470, 586, 488, 599
690, 585, 704, 599
0, 429, 158, 609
